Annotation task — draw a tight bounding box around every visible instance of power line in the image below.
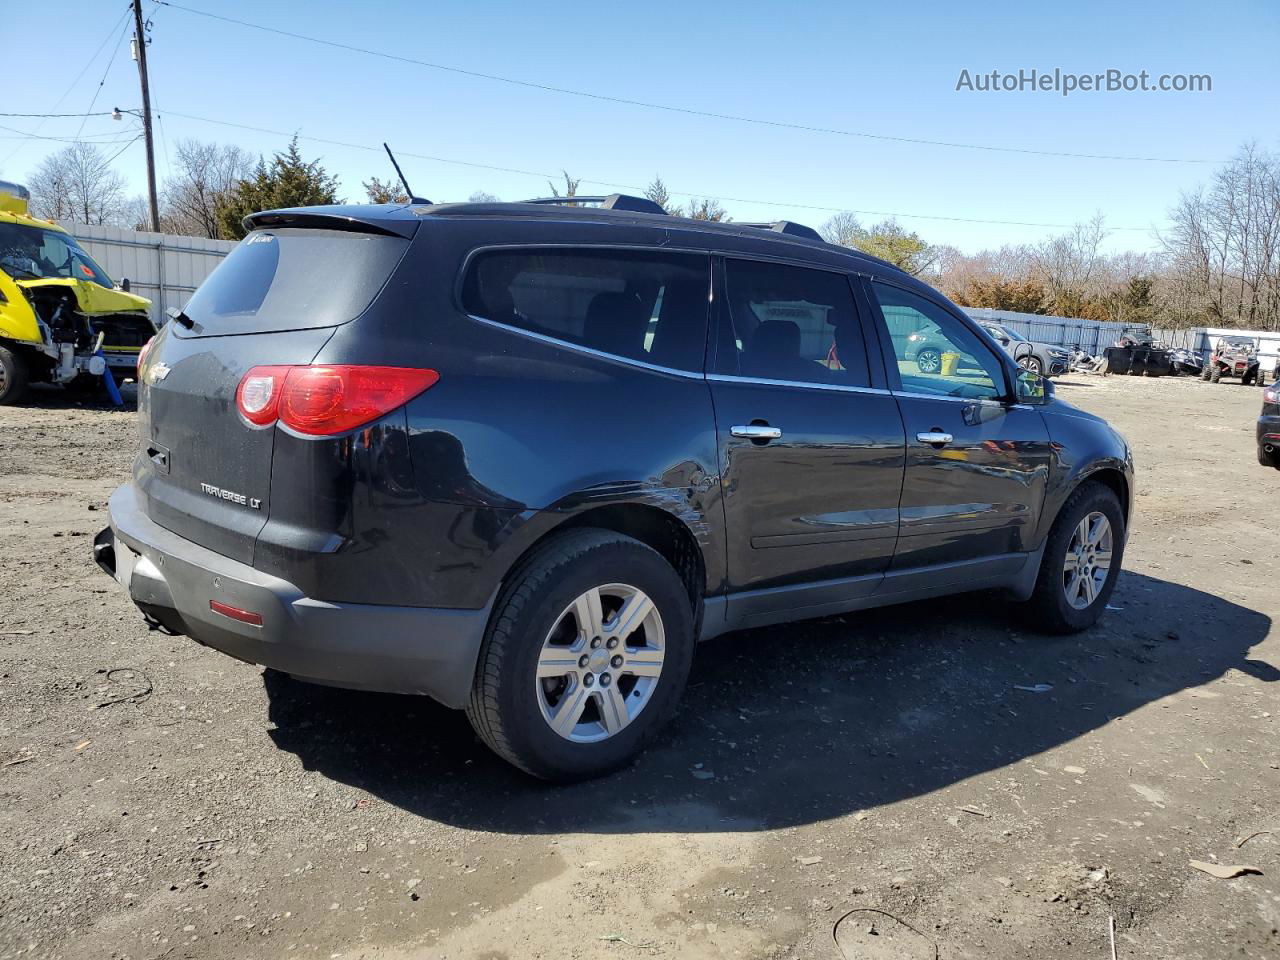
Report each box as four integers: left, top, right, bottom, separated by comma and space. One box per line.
0, 121, 142, 145
75, 15, 134, 138
0, 111, 120, 118
160, 108, 1160, 232
156, 0, 1223, 166
0, 6, 133, 168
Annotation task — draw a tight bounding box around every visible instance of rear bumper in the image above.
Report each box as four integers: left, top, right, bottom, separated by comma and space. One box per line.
95, 482, 491, 707
1258, 415, 1280, 467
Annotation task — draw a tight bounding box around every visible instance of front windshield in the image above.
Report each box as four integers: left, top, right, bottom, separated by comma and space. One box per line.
0, 222, 113, 288
997, 324, 1028, 342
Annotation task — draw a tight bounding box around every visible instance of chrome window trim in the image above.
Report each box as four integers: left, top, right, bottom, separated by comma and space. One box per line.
892, 389, 1006, 405
464, 314, 707, 380
707, 373, 889, 397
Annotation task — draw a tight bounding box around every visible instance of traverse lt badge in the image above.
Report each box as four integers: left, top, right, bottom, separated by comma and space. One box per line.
200, 482, 262, 510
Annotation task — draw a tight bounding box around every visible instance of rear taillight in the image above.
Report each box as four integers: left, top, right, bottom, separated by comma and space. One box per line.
235, 365, 439, 436
137, 336, 155, 371
1265, 388, 1278, 403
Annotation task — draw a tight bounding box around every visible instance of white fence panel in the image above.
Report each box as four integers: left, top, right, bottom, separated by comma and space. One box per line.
57, 221, 235, 324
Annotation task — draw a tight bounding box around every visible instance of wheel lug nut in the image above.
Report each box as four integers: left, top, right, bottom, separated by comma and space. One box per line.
583, 674, 594, 687
578, 655, 590, 668
590, 637, 601, 649
611, 655, 623, 668
600, 674, 610, 686
606, 637, 618, 649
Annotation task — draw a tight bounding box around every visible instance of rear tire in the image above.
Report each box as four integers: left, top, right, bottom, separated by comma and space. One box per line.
466, 528, 695, 781
1025, 482, 1125, 634
0, 344, 30, 405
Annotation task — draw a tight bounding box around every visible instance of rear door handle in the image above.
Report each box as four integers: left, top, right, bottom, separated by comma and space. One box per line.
916, 431, 953, 445
731, 424, 783, 440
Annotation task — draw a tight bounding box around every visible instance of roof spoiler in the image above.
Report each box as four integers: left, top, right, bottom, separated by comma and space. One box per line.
242, 209, 419, 239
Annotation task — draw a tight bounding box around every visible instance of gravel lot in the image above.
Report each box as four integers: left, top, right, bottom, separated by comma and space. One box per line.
2, 373, 1278, 960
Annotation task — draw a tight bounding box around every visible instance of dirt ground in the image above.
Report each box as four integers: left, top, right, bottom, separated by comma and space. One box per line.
1, 372, 1278, 960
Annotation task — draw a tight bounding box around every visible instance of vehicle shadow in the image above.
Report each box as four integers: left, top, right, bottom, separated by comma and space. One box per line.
262, 571, 1274, 834
20, 382, 137, 410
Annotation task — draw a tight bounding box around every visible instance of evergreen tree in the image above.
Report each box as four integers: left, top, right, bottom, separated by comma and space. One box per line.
216, 137, 341, 239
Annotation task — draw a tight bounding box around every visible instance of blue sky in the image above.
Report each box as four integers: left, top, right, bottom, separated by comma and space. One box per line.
3, 0, 1276, 253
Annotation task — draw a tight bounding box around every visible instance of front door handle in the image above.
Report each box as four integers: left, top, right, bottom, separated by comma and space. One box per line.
916, 431, 954, 445
731, 424, 783, 441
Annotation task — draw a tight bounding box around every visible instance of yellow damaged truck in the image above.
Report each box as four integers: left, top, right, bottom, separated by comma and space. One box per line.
0, 180, 155, 404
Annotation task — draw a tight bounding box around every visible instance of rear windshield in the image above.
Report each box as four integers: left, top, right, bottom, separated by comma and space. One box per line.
179, 228, 409, 335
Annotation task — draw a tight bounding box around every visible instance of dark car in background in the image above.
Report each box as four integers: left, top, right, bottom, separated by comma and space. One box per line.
1259, 383, 1280, 469
979, 322, 1071, 376
95, 195, 1133, 780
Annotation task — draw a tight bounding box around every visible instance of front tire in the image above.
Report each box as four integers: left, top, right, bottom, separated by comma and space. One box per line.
1025, 482, 1125, 634
1210, 364, 1223, 383
466, 528, 695, 781
916, 348, 942, 374
0, 344, 30, 405
1019, 355, 1044, 375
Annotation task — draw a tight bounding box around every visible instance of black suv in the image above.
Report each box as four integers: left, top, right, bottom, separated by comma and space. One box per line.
95, 195, 1133, 780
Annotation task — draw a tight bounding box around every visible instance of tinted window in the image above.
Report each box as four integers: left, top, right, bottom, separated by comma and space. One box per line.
461, 248, 710, 372
721, 259, 869, 387
870, 281, 1005, 399
181, 228, 409, 335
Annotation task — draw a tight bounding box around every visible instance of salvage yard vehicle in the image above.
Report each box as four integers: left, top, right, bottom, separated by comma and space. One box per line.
1259, 384, 1280, 470
978, 321, 1071, 376
0, 180, 155, 404
1201, 335, 1263, 385
94, 195, 1134, 781
1168, 346, 1204, 377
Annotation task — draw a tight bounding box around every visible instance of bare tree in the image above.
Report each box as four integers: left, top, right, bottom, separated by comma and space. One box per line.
546, 171, 581, 203
28, 143, 129, 225
1159, 144, 1280, 330
468, 191, 500, 203
160, 139, 254, 238
1033, 213, 1109, 317
683, 198, 728, 221
819, 211, 863, 247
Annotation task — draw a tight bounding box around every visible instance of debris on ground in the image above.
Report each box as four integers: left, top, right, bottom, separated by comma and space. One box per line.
1188, 860, 1263, 879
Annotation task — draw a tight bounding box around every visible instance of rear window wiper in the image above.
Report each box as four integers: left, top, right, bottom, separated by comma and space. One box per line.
165, 306, 194, 329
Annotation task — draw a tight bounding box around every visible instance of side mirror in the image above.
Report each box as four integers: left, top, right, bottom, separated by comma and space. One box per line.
1015, 368, 1053, 405
116, 277, 131, 293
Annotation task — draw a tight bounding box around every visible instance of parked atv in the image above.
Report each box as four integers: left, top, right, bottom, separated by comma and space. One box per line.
1201, 336, 1263, 385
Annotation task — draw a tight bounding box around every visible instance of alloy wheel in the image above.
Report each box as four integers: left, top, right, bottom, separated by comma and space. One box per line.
535, 583, 666, 743
916, 350, 941, 374
1062, 511, 1113, 610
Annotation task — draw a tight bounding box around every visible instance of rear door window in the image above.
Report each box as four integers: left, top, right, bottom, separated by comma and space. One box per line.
461, 248, 711, 372
180, 228, 410, 335
719, 259, 870, 388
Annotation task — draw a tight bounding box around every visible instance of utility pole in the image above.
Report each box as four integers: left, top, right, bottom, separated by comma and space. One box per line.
132, 0, 160, 232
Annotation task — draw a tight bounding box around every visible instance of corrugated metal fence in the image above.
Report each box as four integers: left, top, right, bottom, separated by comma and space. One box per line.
959, 307, 1148, 354
59, 221, 234, 325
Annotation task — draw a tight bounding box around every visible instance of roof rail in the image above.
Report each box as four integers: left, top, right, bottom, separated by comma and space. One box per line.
736, 221, 825, 242
522, 193, 667, 215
